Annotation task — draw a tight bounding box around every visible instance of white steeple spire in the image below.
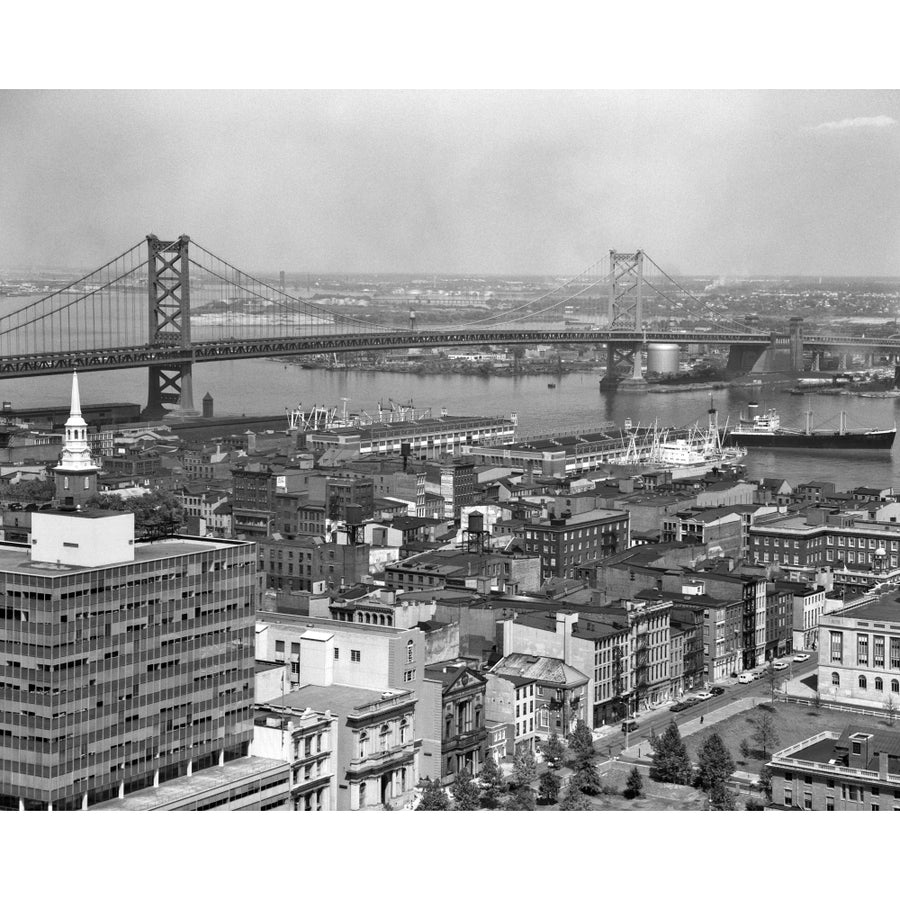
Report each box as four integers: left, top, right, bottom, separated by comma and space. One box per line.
55, 370, 97, 475
70, 369, 82, 417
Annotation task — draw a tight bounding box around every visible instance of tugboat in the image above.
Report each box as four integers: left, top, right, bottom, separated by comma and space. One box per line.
726, 401, 895, 450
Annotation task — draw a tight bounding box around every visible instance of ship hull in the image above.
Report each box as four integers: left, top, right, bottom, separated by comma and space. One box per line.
726, 430, 895, 450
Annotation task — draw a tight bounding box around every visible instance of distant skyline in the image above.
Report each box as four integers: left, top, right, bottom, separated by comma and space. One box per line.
2, 90, 900, 278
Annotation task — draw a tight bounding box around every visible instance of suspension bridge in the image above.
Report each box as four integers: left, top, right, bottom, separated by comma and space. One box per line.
1, 235, 896, 417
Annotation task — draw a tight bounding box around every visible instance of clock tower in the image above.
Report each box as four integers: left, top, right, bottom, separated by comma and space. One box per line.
53, 371, 99, 508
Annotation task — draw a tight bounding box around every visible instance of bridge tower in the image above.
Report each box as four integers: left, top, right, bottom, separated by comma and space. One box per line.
143, 235, 198, 419
601, 250, 647, 389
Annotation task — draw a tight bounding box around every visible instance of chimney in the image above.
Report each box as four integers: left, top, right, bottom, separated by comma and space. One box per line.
555, 611, 578, 662
879, 750, 889, 779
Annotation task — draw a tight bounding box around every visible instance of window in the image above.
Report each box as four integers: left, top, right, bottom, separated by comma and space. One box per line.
275, 640, 285, 662
832, 672, 840, 686
399, 718, 409, 744
876, 678, 884, 692
858, 635, 869, 666
334, 648, 339, 659
891, 638, 900, 670
892, 680, 899, 694
316, 733, 323, 754
351, 650, 361, 663
358, 731, 368, 757
403, 669, 414, 683
874, 636, 885, 668
826, 797, 835, 811
406, 639, 414, 664
859, 675, 868, 690
304, 736, 312, 757
830, 631, 843, 664
379, 724, 390, 751
784, 788, 793, 806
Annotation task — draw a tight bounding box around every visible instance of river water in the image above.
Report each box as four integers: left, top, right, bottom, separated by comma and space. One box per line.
3, 360, 898, 491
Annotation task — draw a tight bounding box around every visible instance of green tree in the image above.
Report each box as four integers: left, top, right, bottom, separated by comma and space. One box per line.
85, 488, 184, 541
542, 731, 566, 769
506, 784, 536, 810
739, 738, 751, 761
451, 767, 480, 811
570, 754, 603, 796
765, 662, 782, 701
625, 767, 643, 799
751, 711, 780, 759
559, 779, 592, 810
696, 733, 736, 793
538, 769, 561, 805
649, 722, 693, 785
744, 797, 766, 810
757, 764, 773, 802
511, 746, 536, 789
478, 754, 504, 809
885, 692, 897, 726
416, 777, 449, 811
0, 478, 55, 502
708, 782, 737, 810
568, 720, 594, 759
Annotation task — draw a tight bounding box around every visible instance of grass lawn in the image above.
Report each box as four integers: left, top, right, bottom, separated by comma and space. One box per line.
683, 700, 899, 775
537, 761, 707, 811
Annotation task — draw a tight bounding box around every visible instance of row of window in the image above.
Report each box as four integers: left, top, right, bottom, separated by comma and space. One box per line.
829, 671, 900, 692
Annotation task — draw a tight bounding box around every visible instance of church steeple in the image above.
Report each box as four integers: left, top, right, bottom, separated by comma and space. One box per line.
54, 370, 99, 507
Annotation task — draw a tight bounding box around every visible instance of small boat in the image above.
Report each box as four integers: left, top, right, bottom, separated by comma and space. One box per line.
547, 383, 556, 389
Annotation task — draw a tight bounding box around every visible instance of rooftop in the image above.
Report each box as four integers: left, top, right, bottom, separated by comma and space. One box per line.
267, 683, 410, 719
830, 592, 900, 625
90, 757, 288, 811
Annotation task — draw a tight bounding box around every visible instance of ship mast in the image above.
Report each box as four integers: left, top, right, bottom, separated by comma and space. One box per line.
840, 409, 846, 436
805, 399, 812, 436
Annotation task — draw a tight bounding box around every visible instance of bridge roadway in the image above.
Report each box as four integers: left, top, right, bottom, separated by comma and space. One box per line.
0, 328, 896, 379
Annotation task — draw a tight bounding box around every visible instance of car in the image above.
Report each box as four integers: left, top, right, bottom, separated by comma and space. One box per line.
621, 719, 638, 734
710, 686, 726, 696
772, 661, 789, 671
693, 691, 713, 701
737, 672, 755, 684
670, 702, 689, 712
751, 670, 765, 680
793, 653, 810, 662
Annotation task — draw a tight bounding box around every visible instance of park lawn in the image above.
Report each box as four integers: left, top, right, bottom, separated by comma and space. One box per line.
682, 700, 899, 775
538, 762, 707, 811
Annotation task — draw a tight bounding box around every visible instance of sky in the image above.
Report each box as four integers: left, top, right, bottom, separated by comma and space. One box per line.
2, 89, 900, 278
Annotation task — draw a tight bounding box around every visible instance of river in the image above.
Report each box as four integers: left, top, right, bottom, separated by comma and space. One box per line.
3, 360, 898, 491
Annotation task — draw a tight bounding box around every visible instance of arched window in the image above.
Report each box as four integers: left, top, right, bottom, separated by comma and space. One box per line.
379, 723, 390, 751
832, 672, 840, 686
859, 675, 867, 690
399, 718, 409, 744
358, 782, 367, 809
406, 639, 415, 664
892, 680, 899, 694
358, 731, 368, 758
875, 677, 883, 692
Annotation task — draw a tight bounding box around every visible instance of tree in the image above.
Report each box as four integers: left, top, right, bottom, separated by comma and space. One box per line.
886, 693, 897, 726
751, 711, 780, 759
416, 777, 449, 811
708, 782, 737, 810
744, 797, 766, 810
696, 733, 736, 793
649, 722, 693, 785
542, 731, 566, 769
511, 746, 536, 789
559, 779, 592, 810
538, 769, 561, 805
506, 784, 536, 810
85, 488, 184, 541
0, 478, 54, 502
757, 764, 773, 802
624, 767, 643, 799
478, 755, 505, 809
568, 720, 594, 759
451, 767, 480, 811
739, 738, 751, 761
570, 756, 603, 796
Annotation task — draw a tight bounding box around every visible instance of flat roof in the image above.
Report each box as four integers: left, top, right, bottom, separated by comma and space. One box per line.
267, 683, 407, 719
840, 593, 900, 625
0, 534, 250, 576
91, 757, 288, 810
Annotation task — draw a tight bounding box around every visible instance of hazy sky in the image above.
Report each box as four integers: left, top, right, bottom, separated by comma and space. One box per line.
2, 90, 900, 277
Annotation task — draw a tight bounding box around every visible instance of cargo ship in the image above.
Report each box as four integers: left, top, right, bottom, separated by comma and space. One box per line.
726, 402, 896, 450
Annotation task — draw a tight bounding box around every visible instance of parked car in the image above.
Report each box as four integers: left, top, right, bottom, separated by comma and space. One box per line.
710, 686, 726, 696
751, 670, 765, 680
772, 661, 789, 671
670, 702, 689, 712
737, 672, 754, 684
621, 719, 638, 734
793, 653, 810, 662
693, 691, 713, 701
